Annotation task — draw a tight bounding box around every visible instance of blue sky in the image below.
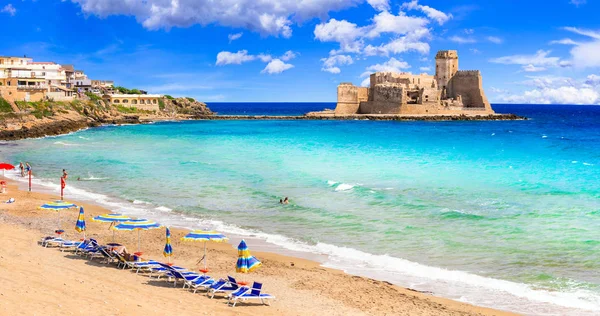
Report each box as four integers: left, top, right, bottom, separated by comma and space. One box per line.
2, 0, 600, 104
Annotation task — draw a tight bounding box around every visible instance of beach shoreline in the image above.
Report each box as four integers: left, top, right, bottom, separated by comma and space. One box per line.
0, 179, 513, 315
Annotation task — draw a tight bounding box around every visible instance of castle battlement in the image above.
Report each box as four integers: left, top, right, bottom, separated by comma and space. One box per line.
455, 70, 481, 75
435, 50, 458, 59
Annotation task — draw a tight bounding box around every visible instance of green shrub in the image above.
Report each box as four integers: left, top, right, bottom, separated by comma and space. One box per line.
0, 97, 13, 113
116, 105, 138, 114
164, 95, 174, 100
85, 92, 102, 101
158, 98, 165, 110
185, 97, 195, 102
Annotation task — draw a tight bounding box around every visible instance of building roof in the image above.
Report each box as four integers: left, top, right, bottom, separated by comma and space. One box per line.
61, 64, 74, 72
29, 62, 56, 65
109, 94, 163, 98
50, 84, 73, 92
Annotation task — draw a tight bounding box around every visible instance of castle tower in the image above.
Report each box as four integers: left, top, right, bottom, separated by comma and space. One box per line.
435, 50, 458, 98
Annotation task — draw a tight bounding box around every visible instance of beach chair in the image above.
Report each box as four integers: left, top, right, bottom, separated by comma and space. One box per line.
227, 282, 275, 307
79, 239, 101, 257
89, 247, 117, 264
41, 236, 70, 248
150, 262, 194, 279
207, 276, 239, 299
164, 268, 202, 287
59, 239, 85, 252
183, 275, 214, 292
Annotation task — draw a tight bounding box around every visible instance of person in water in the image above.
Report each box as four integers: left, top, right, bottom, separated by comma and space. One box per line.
283, 197, 289, 204
25, 162, 31, 174
279, 199, 283, 204
62, 169, 68, 180
19, 162, 24, 177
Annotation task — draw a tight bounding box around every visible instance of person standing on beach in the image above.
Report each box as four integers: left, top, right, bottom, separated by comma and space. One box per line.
25, 162, 31, 175
62, 169, 68, 180
19, 162, 24, 177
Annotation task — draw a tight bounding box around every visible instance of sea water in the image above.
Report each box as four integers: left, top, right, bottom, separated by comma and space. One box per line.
1, 103, 599, 315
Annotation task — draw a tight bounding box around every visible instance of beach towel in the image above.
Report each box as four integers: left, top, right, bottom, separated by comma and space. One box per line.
5, 198, 14, 203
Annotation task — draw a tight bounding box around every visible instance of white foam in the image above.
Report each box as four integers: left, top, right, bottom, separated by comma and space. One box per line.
53, 141, 80, 147
133, 200, 151, 205
583, 162, 594, 166
155, 206, 172, 212
334, 183, 354, 191
327, 180, 338, 186
542, 135, 548, 138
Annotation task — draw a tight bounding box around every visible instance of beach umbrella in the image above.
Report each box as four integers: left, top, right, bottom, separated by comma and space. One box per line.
163, 227, 173, 263
0, 163, 14, 176
92, 213, 131, 242
112, 219, 161, 254
74, 207, 86, 239
236, 239, 262, 273
181, 230, 228, 273
39, 200, 77, 229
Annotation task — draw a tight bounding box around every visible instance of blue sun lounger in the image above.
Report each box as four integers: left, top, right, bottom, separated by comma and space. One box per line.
207, 276, 239, 299
228, 282, 275, 307
183, 275, 215, 293
163, 267, 202, 287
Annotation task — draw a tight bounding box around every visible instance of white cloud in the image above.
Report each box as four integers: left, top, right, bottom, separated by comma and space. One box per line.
500, 86, 598, 104
228, 32, 243, 42
314, 18, 364, 53
361, 57, 411, 77
216, 50, 255, 65
321, 54, 353, 73
497, 74, 600, 105
464, 28, 474, 35
570, 0, 587, 7
280, 50, 297, 61
449, 36, 476, 44
562, 26, 600, 40
365, 11, 429, 38
401, 0, 452, 25
487, 36, 503, 44
257, 53, 273, 62
490, 50, 564, 68
550, 38, 580, 45
522, 64, 546, 72
489, 87, 508, 94
1, 4, 16, 16
470, 48, 481, 54
361, 77, 371, 87
364, 29, 430, 56
71, 0, 360, 37
261, 59, 294, 74
367, 0, 390, 11
419, 66, 431, 72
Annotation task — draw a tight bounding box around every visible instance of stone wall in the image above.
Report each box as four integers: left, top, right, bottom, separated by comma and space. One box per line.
335, 83, 368, 114
449, 70, 492, 111
46, 92, 74, 102
0, 87, 45, 103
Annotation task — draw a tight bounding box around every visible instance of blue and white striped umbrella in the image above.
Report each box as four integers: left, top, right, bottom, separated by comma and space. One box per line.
92, 213, 131, 242
39, 200, 77, 229
181, 230, 228, 271
113, 219, 162, 252
236, 239, 261, 273
163, 227, 173, 262
74, 207, 86, 238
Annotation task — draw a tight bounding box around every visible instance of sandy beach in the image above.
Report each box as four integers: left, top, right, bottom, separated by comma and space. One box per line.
0, 181, 515, 316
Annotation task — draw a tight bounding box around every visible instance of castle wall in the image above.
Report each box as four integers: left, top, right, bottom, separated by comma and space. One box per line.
335, 83, 368, 114
449, 70, 492, 112
435, 50, 458, 97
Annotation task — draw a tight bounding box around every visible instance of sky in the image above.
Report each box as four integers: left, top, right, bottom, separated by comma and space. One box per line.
2, 0, 600, 104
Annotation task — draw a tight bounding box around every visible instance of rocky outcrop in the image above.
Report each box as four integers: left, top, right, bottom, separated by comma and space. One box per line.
163, 98, 213, 117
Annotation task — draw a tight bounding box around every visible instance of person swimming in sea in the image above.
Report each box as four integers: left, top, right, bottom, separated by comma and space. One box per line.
283, 197, 289, 204
279, 199, 283, 204
62, 169, 68, 180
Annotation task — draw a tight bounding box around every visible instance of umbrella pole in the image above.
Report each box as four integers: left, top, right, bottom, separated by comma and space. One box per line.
204, 242, 208, 270
138, 230, 141, 252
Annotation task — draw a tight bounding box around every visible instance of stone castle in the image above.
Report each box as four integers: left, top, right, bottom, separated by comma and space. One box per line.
335, 50, 494, 115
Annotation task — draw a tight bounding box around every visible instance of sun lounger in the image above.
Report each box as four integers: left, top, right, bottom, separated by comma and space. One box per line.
228, 282, 275, 307
41, 236, 69, 248
163, 267, 202, 287
150, 262, 193, 279
185, 275, 215, 293
89, 247, 117, 264
59, 240, 85, 252
207, 276, 239, 299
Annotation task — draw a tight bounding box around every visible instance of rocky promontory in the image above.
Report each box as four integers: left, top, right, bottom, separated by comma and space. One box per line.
0, 97, 214, 141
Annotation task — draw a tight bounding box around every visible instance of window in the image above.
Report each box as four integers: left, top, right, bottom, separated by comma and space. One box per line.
122, 99, 129, 103
140, 100, 145, 104
113, 99, 120, 103
132, 100, 138, 104
152, 99, 157, 104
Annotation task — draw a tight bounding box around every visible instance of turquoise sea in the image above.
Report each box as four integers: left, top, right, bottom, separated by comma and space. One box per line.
1, 103, 599, 315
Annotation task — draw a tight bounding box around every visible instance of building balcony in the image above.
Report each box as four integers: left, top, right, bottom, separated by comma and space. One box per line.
17, 85, 47, 90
